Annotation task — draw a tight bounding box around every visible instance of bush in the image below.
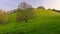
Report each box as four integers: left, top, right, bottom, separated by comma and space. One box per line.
0, 10, 8, 25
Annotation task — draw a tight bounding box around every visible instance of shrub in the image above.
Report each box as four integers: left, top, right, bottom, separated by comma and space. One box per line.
0, 10, 8, 25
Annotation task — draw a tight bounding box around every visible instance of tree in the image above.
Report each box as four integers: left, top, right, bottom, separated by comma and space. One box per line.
18, 2, 32, 10
48, 9, 52, 10
52, 9, 56, 11
16, 2, 34, 23
37, 6, 45, 9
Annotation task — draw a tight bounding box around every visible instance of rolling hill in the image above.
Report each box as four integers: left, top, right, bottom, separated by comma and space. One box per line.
0, 9, 60, 34
34, 9, 60, 16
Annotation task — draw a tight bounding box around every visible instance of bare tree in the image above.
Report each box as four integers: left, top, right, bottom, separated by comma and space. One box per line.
18, 2, 32, 10
16, 2, 34, 23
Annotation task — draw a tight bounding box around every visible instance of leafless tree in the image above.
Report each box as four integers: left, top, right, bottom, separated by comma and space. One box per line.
16, 2, 34, 23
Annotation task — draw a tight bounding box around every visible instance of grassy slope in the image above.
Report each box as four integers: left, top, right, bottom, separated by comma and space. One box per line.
34, 9, 60, 16
0, 9, 60, 34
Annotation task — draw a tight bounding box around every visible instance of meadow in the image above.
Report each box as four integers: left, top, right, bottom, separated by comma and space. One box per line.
0, 9, 60, 34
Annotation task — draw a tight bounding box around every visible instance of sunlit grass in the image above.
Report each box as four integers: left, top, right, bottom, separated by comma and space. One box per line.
34, 9, 60, 16
0, 9, 60, 34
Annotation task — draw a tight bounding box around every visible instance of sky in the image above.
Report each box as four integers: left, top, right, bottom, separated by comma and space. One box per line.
0, 0, 60, 11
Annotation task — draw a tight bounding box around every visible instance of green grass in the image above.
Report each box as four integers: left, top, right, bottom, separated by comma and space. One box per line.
0, 9, 60, 34
34, 9, 60, 16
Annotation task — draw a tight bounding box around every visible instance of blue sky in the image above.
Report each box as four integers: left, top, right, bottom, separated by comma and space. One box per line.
0, 0, 60, 11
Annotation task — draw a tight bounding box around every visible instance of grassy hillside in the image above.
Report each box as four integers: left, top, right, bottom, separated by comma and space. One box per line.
0, 9, 60, 34
34, 9, 60, 16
